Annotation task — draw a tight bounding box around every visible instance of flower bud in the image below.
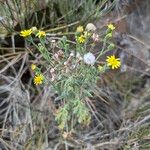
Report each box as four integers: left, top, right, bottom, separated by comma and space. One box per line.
108, 43, 115, 50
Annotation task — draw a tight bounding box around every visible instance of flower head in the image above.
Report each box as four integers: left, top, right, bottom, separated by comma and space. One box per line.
20, 29, 32, 37
86, 23, 96, 31
31, 64, 36, 70
77, 35, 86, 43
83, 52, 96, 65
36, 30, 46, 38
34, 74, 44, 85
107, 23, 115, 30
106, 55, 121, 69
31, 26, 38, 33
76, 26, 84, 33
92, 33, 99, 42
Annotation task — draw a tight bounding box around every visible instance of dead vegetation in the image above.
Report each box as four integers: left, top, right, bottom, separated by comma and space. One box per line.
0, 0, 150, 149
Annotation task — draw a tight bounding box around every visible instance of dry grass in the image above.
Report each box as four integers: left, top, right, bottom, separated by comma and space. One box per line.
0, 0, 150, 150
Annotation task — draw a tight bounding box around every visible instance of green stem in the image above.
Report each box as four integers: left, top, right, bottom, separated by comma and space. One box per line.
96, 38, 107, 60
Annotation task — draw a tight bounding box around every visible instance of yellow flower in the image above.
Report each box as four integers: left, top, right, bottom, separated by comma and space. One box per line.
31, 64, 36, 70
20, 29, 32, 37
77, 35, 86, 43
76, 26, 84, 33
34, 74, 44, 85
107, 23, 115, 30
36, 30, 46, 38
106, 55, 121, 69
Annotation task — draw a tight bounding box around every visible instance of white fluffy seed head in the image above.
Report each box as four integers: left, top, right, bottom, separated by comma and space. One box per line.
86, 23, 96, 31
83, 52, 96, 65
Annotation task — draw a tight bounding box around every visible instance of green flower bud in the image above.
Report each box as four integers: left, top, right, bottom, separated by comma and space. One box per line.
108, 43, 115, 50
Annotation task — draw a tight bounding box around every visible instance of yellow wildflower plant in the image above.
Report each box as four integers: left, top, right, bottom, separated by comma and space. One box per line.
34, 74, 44, 85
106, 55, 121, 69
107, 23, 115, 30
31, 64, 36, 71
77, 35, 86, 43
76, 25, 84, 33
20, 29, 32, 37
36, 30, 46, 38
25, 24, 122, 131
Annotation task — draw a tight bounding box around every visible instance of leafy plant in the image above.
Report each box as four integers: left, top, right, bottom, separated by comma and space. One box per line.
21, 23, 121, 131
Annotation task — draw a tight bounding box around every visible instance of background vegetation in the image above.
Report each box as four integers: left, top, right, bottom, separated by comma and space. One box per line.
0, 0, 149, 149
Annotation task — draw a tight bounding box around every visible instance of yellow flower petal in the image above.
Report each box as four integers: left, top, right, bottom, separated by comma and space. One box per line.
76, 26, 84, 33
36, 30, 46, 38
20, 29, 32, 37
31, 64, 36, 70
34, 74, 44, 85
77, 35, 86, 43
106, 55, 121, 69
107, 23, 115, 30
